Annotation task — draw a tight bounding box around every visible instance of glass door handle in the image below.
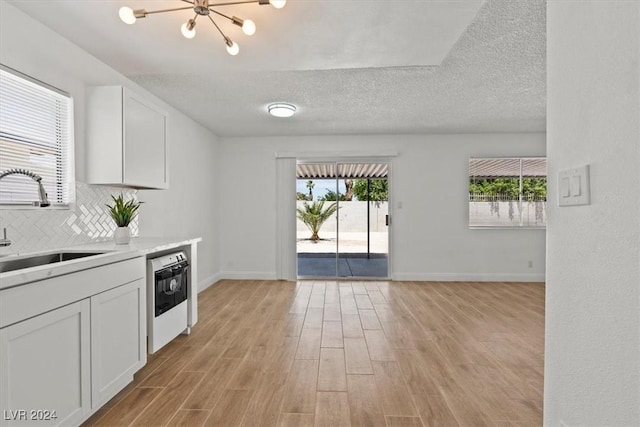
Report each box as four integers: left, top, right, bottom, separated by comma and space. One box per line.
385, 215, 390, 226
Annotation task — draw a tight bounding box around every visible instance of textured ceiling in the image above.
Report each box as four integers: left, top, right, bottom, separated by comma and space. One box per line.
7, 0, 546, 137
6, 0, 484, 74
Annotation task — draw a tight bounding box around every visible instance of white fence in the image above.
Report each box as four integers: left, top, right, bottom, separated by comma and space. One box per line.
295, 198, 546, 231
469, 193, 546, 202
296, 201, 388, 233
469, 200, 546, 227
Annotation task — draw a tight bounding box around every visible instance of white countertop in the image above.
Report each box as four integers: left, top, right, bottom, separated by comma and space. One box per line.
0, 236, 202, 290
71, 236, 202, 255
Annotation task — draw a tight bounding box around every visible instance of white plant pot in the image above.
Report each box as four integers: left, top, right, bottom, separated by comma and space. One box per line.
114, 227, 131, 245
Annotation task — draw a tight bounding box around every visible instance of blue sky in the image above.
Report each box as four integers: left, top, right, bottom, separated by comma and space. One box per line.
297, 179, 346, 200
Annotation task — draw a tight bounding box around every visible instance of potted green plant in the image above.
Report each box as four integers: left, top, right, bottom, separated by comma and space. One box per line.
106, 194, 141, 245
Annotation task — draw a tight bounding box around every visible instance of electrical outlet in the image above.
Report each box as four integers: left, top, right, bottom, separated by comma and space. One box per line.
528, 260, 533, 268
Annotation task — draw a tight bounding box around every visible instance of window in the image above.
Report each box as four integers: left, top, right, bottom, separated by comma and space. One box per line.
0, 65, 74, 206
469, 157, 547, 228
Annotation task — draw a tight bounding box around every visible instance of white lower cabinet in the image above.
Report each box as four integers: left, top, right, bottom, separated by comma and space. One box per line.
90, 279, 146, 409
0, 256, 146, 426
0, 300, 91, 427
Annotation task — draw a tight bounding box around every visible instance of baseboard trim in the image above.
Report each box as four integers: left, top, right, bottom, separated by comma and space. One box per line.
198, 272, 223, 292
392, 272, 545, 282
200, 271, 545, 286
217, 271, 278, 281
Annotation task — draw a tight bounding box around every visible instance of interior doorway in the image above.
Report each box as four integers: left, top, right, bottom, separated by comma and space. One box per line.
296, 162, 389, 279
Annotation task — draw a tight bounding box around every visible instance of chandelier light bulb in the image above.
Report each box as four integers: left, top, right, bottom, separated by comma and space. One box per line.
226, 41, 239, 56
117, 1, 274, 55
269, 0, 286, 9
119, 6, 136, 24
242, 19, 256, 36
181, 20, 197, 39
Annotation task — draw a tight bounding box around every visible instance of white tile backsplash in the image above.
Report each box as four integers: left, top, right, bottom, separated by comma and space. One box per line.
0, 182, 139, 254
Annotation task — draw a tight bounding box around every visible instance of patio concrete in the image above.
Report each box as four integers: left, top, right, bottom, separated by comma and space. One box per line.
296, 231, 388, 253
297, 253, 388, 278
297, 231, 389, 277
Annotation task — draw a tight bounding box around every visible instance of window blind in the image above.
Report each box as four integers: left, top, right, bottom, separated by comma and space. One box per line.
0, 66, 74, 206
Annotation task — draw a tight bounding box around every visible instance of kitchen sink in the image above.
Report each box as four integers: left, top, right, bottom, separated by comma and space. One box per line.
0, 251, 107, 273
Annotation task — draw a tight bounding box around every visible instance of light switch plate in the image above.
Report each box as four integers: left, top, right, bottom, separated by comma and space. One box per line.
558, 164, 590, 206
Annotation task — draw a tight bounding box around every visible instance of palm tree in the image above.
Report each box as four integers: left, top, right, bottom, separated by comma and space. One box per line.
344, 179, 353, 201
306, 180, 315, 201
296, 200, 338, 241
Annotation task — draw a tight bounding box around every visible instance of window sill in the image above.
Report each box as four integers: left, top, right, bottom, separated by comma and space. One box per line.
469, 226, 546, 230
0, 204, 70, 211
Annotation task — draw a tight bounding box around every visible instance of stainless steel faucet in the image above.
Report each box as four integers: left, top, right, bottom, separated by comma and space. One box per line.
0, 228, 10, 247
0, 168, 50, 207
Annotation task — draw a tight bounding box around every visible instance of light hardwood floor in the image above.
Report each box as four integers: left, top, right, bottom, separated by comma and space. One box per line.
83, 280, 544, 427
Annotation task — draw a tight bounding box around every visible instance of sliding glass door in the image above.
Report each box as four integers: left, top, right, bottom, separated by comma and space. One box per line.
296, 165, 339, 277
336, 163, 389, 278
296, 161, 389, 279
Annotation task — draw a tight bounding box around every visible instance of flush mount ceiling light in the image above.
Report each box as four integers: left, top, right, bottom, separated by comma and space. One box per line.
119, 0, 286, 56
267, 103, 296, 118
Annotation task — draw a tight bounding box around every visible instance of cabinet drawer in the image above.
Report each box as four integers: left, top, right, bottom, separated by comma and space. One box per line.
0, 257, 145, 328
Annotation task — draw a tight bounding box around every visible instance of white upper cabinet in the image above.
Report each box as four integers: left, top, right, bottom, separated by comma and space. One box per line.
87, 86, 168, 189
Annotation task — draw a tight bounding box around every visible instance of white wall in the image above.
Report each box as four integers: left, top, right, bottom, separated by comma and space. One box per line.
0, 1, 220, 289
219, 133, 546, 281
545, 2, 640, 425
138, 112, 221, 289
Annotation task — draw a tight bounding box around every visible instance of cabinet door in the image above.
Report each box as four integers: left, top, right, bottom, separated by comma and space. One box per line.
90, 279, 146, 409
0, 300, 91, 427
123, 90, 167, 188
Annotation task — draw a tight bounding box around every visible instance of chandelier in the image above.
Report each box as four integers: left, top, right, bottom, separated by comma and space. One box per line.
118, 0, 286, 56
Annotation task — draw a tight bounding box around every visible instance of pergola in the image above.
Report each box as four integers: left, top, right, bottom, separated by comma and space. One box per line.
296, 163, 388, 179
469, 158, 546, 178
